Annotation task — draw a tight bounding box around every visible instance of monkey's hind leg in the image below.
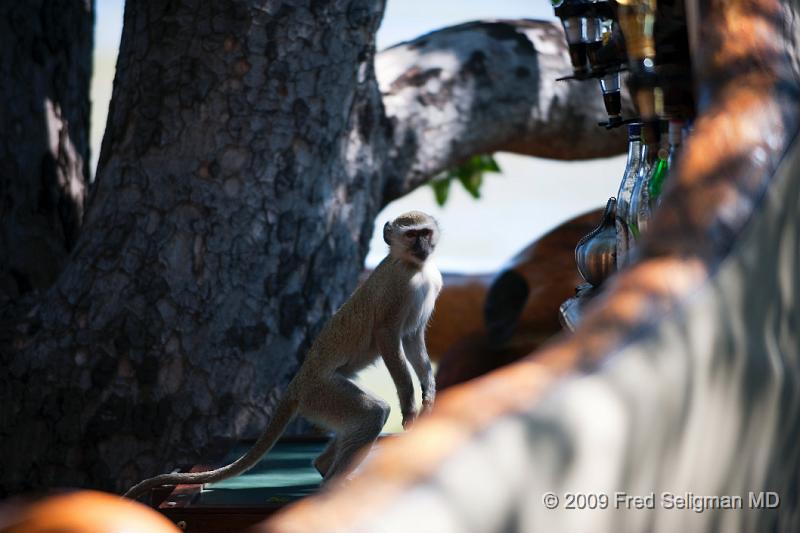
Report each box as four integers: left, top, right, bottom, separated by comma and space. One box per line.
301, 374, 388, 482
313, 437, 339, 477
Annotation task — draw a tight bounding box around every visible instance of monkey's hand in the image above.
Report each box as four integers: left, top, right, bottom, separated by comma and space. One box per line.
402, 407, 419, 429
421, 395, 435, 415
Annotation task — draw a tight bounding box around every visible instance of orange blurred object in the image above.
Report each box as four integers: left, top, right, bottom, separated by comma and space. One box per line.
3, 490, 179, 533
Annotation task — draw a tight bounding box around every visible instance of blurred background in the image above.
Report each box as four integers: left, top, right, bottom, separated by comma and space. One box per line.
91, 0, 625, 430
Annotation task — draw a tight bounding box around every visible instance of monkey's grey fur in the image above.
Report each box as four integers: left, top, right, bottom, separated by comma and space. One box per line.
124, 211, 442, 500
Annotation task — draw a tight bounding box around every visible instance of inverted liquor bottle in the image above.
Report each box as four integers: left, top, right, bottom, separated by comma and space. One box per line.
565, 17, 589, 75
585, 16, 606, 67
552, 0, 590, 76
577, 2, 625, 127
590, 17, 624, 126
585, 6, 615, 70
616, 0, 659, 141
599, 72, 622, 126
615, 0, 656, 67
615, 123, 643, 268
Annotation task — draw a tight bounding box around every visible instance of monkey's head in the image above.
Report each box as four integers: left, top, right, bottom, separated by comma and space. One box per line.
383, 211, 440, 267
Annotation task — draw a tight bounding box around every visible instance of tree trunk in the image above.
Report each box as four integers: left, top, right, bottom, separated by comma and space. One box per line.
2, 0, 391, 494
1, 3, 628, 495
0, 1, 92, 305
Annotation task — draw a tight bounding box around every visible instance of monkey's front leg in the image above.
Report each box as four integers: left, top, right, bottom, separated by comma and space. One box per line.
378, 328, 417, 428
403, 331, 435, 415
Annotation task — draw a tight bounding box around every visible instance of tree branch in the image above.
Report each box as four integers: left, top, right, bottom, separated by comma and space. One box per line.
376, 20, 633, 203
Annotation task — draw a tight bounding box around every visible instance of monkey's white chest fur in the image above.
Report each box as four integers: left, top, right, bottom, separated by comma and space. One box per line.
404, 262, 442, 334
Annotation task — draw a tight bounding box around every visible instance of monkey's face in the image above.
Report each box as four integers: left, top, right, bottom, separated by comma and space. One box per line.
402, 227, 436, 263
384, 211, 440, 267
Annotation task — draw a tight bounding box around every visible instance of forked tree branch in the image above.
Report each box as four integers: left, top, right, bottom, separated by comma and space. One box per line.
375, 19, 634, 203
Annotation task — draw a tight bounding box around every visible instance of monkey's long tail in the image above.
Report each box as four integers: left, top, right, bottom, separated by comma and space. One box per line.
123, 386, 299, 501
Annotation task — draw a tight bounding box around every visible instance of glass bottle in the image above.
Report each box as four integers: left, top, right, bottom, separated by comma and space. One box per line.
616, 0, 658, 141
627, 135, 653, 241
581, 7, 623, 125
648, 119, 683, 207
585, 16, 610, 69
561, 16, 589, 75
615, 0, 656, 68
599, 72, 622, 126
615, 123, 643, 268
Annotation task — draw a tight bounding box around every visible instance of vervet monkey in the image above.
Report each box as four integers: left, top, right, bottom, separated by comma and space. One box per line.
124, 211, 442, 499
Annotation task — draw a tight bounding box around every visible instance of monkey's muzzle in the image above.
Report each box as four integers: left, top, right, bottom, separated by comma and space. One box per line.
412, 243, 431, 261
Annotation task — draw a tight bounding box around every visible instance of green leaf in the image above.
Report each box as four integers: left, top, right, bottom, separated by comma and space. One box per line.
458, 172, 482, 199
478, 154, 501, 172
431, 178, 451, 206
427, 153, 502, 205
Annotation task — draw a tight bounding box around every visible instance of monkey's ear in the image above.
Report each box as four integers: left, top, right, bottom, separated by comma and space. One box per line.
383, 222, 392, 245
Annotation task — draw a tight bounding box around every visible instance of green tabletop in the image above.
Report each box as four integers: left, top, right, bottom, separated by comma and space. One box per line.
193, 441, 325, 507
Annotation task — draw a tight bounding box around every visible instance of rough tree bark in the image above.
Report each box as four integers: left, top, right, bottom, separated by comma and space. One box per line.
0, 1, 92, 305
0, 1, 628, 495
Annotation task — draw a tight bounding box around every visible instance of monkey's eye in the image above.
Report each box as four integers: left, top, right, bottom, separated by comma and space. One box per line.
405, 230, 417, 238
418, 229, 431, 238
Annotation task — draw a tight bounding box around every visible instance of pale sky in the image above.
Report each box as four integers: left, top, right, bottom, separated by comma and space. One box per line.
95, 1, 555, 53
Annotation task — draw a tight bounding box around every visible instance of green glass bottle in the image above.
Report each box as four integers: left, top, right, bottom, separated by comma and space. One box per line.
648, 119, 683, 207
646, 150, 668, 205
